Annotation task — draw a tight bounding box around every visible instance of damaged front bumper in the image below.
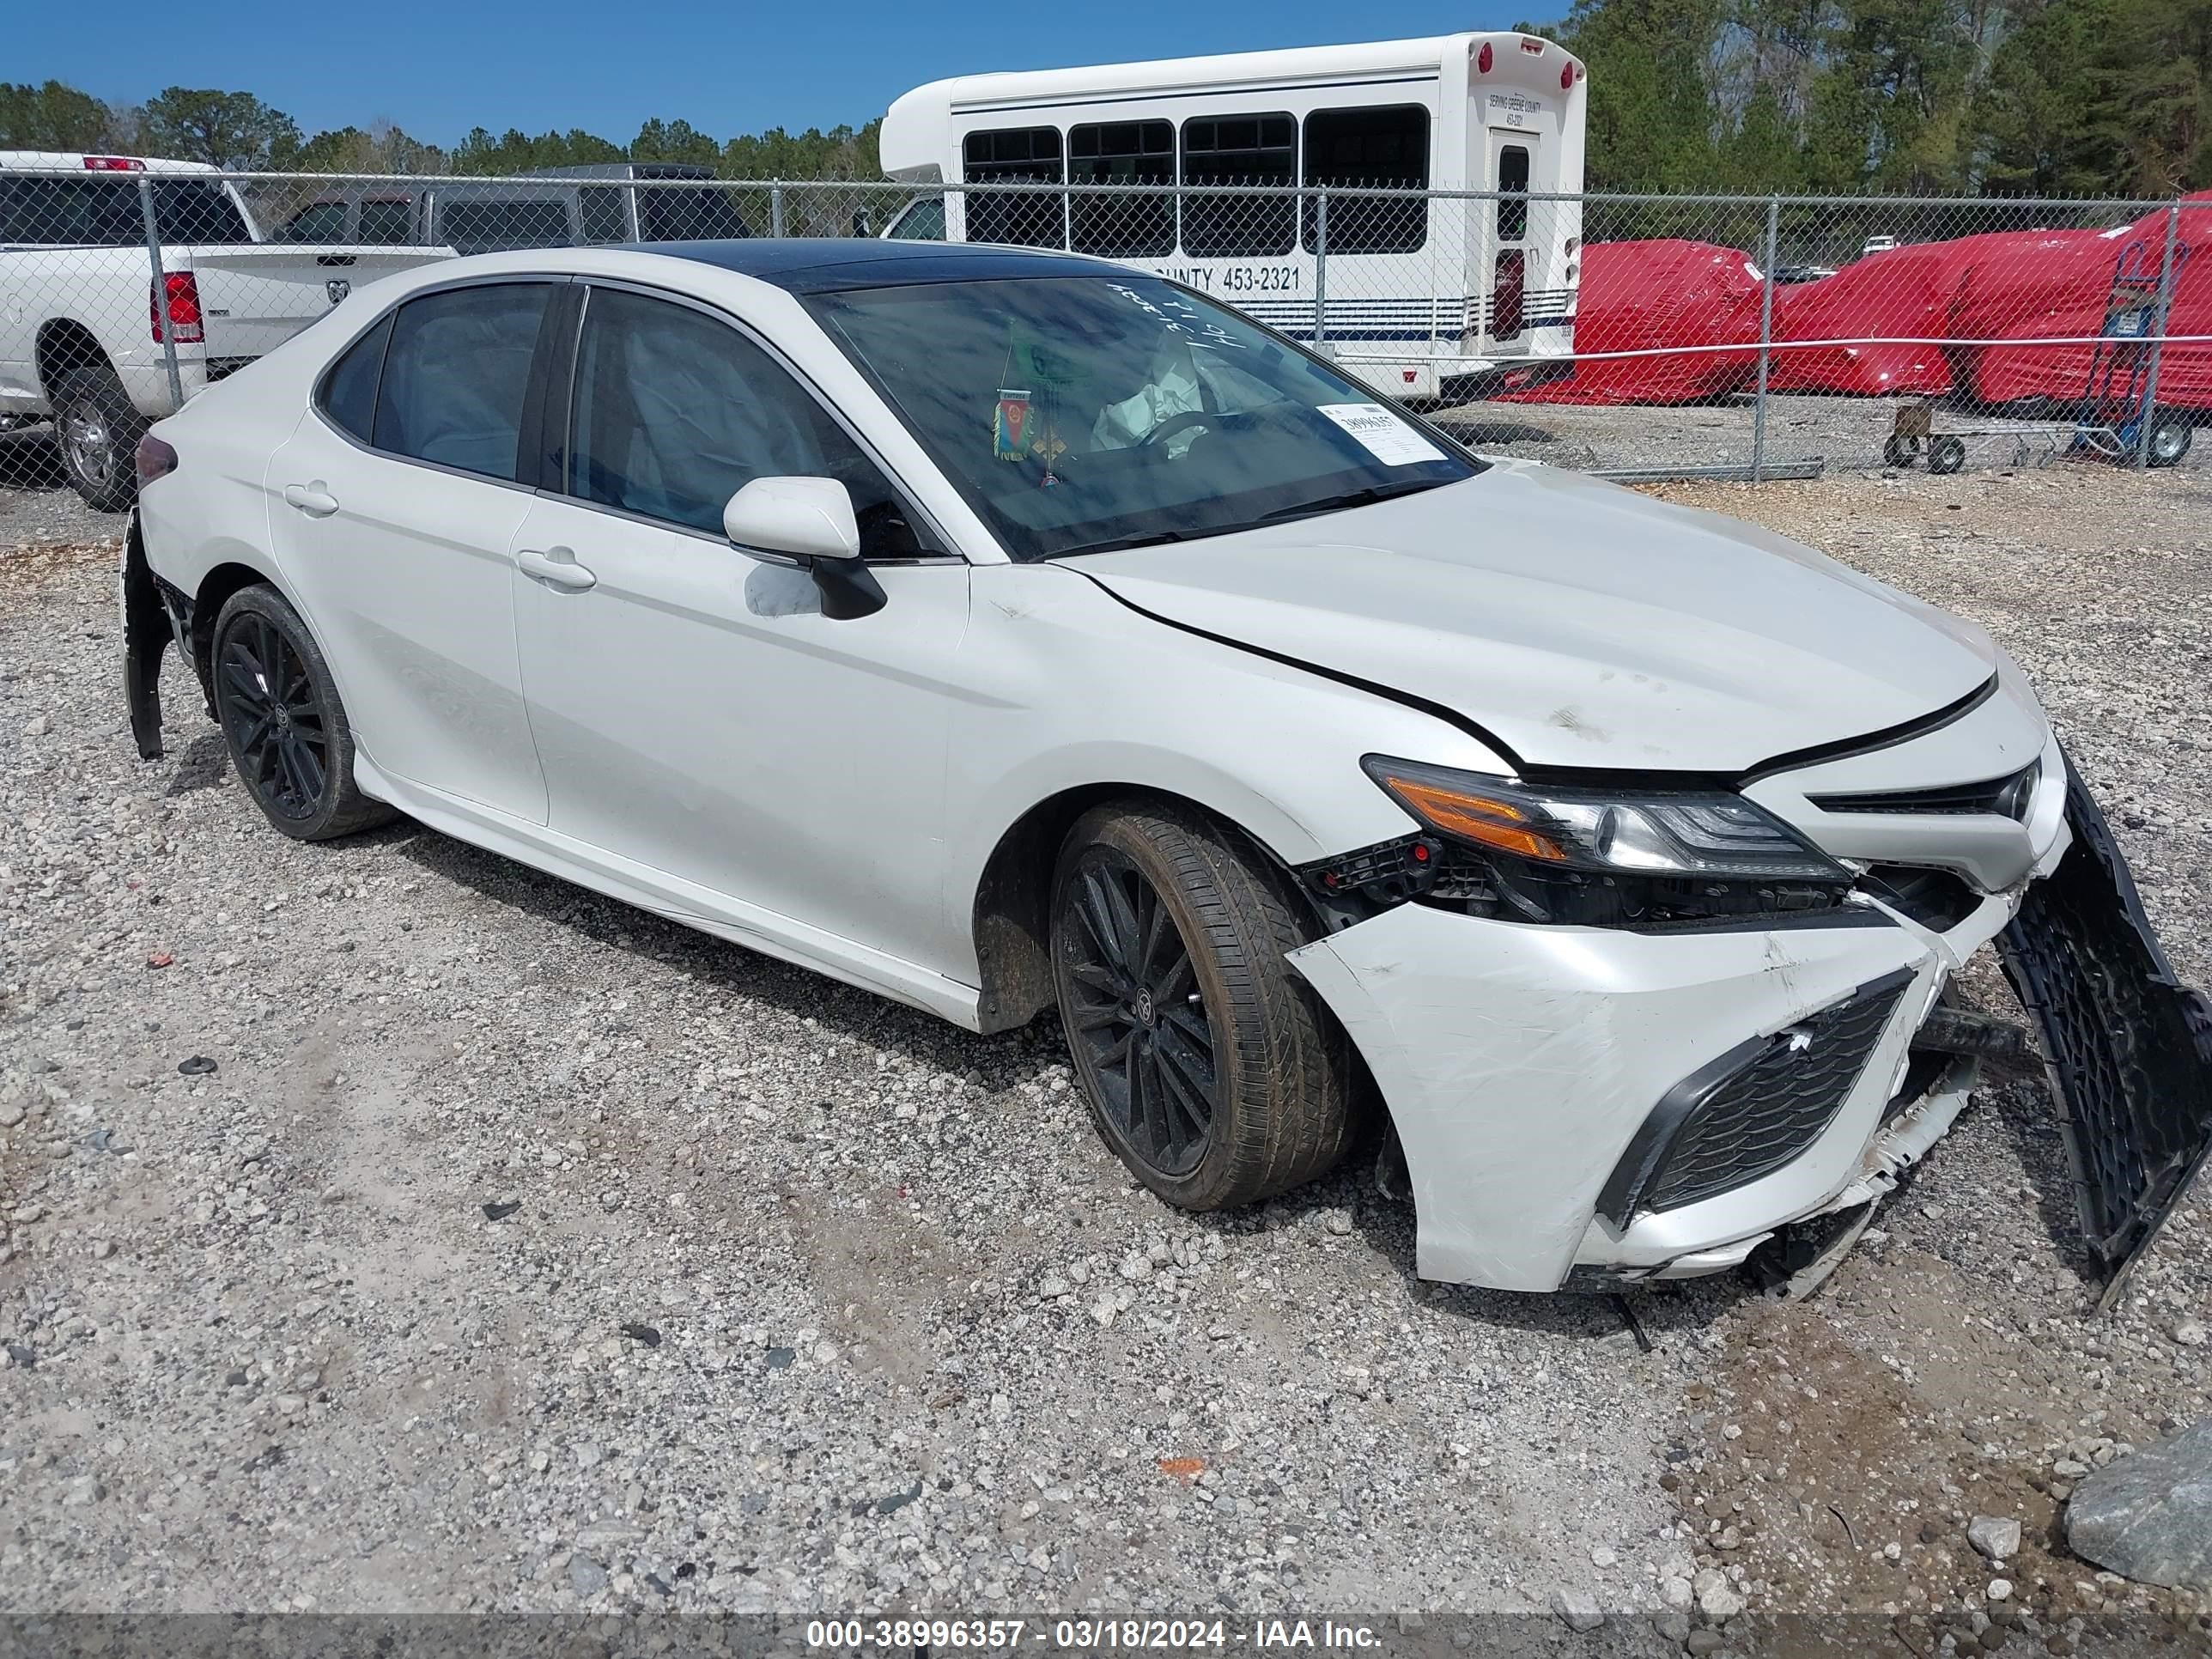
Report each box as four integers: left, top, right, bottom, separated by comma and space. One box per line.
1287, 755, 2212, 1299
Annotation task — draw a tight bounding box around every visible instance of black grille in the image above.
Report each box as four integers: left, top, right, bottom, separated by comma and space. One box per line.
1811, 762, 2039, 821
1997, 760, 2212, 1298
1599, 967, 1916, 1222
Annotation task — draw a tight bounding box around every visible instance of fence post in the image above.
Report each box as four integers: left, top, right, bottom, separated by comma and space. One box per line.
1752, 195, 1779, 483
2134, 200, 2183, 470
138, 175, 185, 413
769, 185, 786, 239
1313, 189, 1328, 354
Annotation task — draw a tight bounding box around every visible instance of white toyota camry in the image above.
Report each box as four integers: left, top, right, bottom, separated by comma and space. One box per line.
120, 240, 2210, 1300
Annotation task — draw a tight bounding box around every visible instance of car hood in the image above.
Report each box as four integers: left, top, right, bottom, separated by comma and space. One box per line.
1073, 459, 1998, 775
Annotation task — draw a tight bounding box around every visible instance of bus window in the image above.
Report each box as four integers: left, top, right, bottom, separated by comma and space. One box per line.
1301, 106, 1428, 254
1497, 144, 1530, 241
885, 197, 945, 240
1180, 113, 1294, 258
963, 127, 1064, 248
1069, 120, 1173, 258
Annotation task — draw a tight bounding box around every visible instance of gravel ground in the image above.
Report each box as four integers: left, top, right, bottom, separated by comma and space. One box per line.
1, 465, 2208, 1650
1437, 394, 2204, 480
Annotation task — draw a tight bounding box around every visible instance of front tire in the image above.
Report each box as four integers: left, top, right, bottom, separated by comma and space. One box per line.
1049, 799, 1360, 1210
53, 367, 148, 512
210, 586, 394, 841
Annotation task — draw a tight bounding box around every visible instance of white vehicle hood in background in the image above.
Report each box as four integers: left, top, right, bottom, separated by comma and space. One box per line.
1073, 459, 1997, 775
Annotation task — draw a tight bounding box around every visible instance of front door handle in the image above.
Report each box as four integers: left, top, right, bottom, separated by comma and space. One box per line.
517, 546, 598, 592
282, 482, 339, 517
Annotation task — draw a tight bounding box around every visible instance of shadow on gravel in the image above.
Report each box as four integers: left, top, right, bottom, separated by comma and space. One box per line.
390, 820, 1041, 1077
1436, 418, 1558, 446
163, 731, 231, 796
0, 426, 66, 491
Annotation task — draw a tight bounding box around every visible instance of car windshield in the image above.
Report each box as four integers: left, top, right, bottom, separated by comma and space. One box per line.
805, 274, 1477, 561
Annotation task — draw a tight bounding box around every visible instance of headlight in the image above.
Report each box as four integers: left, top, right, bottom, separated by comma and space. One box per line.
1310, 757, 1856, 930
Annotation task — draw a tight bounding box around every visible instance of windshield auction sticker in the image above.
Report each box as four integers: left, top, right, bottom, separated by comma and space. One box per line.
1316, 404, 1446, 467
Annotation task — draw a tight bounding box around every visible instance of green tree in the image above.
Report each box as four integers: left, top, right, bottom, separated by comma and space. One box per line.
141, 87, 302, 169
0, 79, 125, 151
630, 117, 721, 167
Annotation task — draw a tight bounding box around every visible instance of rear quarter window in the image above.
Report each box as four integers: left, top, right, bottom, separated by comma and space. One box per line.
319, 313, 394, 441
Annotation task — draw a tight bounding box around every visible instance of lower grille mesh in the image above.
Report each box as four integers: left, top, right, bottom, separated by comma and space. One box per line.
1612, 968, 1916, 1218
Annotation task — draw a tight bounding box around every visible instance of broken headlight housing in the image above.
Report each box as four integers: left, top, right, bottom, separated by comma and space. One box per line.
1314, 757, 1857, 930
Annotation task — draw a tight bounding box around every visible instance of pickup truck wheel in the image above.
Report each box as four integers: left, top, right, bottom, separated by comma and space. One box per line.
54, 368, 147, 512
211, 585, 395, 841
1050, 799, 1360, 1211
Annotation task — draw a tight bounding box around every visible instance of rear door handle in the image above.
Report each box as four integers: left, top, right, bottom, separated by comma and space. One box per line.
282, 483, 339, 517
516, 547, 598, 592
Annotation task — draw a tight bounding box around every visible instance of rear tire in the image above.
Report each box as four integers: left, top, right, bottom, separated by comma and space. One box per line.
1049, 799, 1360, 1211
53, 367, 148, 513
210, 585, 395, 841
1928, 435, 1966, 475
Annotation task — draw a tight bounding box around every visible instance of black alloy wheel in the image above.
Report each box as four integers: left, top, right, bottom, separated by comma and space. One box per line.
209, 585, 394, 841
218, 610, 327, 820
1059, 846, 1220, 1177
1048, 799, 1360, 1212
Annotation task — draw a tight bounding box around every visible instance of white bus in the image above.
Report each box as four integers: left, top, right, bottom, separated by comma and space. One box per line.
878, 33, 1585, 399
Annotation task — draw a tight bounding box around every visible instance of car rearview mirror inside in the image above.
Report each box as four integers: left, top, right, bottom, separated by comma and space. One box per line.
722, 477, 885, 620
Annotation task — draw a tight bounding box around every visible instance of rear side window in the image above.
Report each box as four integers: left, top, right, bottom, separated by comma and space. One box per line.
1180, 114, 1294, 258
579, 187, 629, 244
358, 198, 416, 243
963, 126, 1064, 249
436, 197, 574, 252
372, 284, 555, 481
280, 200, 352, 243
641, 185, 746, 241
1303, 106, 1430, 254
319, 313, 393, 442
359, 198, 415, 243
0, 177, 252, 246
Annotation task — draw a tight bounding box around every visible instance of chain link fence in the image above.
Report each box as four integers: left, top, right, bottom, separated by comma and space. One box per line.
3, 163, 2203, 508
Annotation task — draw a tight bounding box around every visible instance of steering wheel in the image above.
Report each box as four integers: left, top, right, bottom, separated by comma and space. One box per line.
1139, 410, 1215, 448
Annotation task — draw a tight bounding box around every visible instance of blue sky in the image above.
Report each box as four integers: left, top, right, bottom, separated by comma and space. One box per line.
19, 1, 1544, 149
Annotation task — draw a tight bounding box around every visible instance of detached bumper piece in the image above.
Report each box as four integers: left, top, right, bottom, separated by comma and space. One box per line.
1598, 967, 1917, 1225
1998, 761, 2212, 1308
119, 511, 170, 762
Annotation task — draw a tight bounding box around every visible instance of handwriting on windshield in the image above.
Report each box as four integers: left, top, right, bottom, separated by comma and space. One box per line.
1107, 283, 1248, 351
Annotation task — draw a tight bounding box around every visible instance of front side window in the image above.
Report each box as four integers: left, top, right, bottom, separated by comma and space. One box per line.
1303, 106, 1430, 254
1069, 121, 1174, 258
371, 283, 556, 481
809, 274, 1474, 562
885, 197, 945, 241
963, 126, 1064, 249
567, 287, 925, 556
1180, 113, 1295, 258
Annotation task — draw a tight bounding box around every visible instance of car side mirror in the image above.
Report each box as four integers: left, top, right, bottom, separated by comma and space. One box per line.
722, 477, 886, 620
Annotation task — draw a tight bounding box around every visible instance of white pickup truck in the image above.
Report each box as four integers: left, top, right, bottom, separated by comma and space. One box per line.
0, 151, 454, 509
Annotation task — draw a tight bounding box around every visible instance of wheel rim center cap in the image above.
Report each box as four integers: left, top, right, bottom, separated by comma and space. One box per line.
1133, 988, 1157, 1028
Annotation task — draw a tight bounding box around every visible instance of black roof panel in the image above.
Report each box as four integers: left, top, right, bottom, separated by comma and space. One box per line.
624, 238, 1124, 292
